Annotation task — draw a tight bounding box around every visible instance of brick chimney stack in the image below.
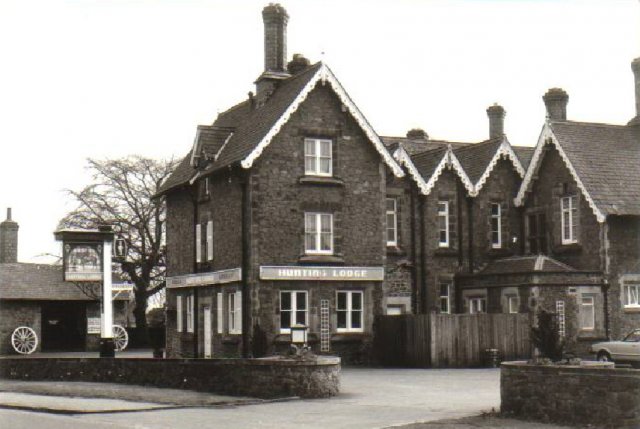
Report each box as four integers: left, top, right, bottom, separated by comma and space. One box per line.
255, 4, 291, 103
543, 88, 569, 121
628, 58, 640, 126
486, 104, 506, 139
0, 208, 19, 263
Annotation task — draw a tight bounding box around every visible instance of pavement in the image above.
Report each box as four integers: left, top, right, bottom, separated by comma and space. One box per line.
0, 367, 576, 428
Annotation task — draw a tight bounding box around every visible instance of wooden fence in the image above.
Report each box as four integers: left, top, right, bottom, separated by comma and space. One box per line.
373, 313, 531, 368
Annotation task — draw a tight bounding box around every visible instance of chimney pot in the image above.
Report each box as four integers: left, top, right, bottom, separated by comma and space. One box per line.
486, 103, 506, 139
6, 207, 11, 221
629, 57, 640, 125
543, 88, 569, 121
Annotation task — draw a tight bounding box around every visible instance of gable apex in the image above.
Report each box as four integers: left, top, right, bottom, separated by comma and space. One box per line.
240, 62, 405, 178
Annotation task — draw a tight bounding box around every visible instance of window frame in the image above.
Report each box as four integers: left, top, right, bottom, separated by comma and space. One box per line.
195, 224, 202, 263
206, 220, 213, 262
304, 138, 333, 177
490, 202, 502, 249
216, 292, 223, 334
507, 295, 519, 314
336, 291, 364, 333
437, 201, 450, 248
439, 281, 451, 314
561, 195, 578, 244
623, 283, 640, 309
228, 291, 242, 335
186, 293, 194, 333
176, 295, 183, 332
469, 296, 487, 314
304, 212, 334, 255
386, 198, 398, 247
279, 291, 309, 334
579, 294, 595, 331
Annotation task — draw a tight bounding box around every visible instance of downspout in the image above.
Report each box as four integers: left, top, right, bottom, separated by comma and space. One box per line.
192, 188, 199, 358
241, 169, 252, 358
467, 195, 474, 274
419, 194, 428, 314
456, 181, 464, 268
518, 206, 526, 255
410, 183, 419, 314
600, 221, 610, 339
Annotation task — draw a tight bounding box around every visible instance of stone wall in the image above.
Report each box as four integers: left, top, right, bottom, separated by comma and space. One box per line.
0, 301, 41, 354
0, 356, 340, 399
501, 362, 640, 427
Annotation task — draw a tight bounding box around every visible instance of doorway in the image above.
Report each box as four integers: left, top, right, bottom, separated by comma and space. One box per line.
41, 301, 87, 351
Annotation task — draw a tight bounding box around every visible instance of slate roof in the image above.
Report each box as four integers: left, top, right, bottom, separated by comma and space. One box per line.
478, 255, 576, 275
156, 150, 194, 195
549, 121, 640, 216
453, 138, 503, 183
0, 263, 130, 301
409, 146, 448, 181
381, 136, 469, 155
513, 146, 534, 169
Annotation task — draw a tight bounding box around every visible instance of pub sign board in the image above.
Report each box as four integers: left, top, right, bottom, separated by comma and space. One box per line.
54, 228, 114, 282
259, 266, 385, 281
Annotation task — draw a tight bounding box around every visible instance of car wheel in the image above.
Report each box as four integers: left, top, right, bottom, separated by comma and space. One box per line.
597, 351, 613, 363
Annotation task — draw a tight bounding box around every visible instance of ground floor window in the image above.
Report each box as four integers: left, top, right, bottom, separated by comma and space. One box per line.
337, 291, 363, 332
507, 295, 519, 314
186, 293, 194, 333
280, 291, 308, 333
579, 294, 595, 330
623, 283, 640, 309
176, 295, 183, 332
469, 297, 486, 314
439, 282, 451, 314
228, 291, 242, 334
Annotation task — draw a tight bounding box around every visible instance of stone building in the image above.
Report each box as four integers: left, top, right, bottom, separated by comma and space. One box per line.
0, 209, 130, 354
158, 4, 639, 361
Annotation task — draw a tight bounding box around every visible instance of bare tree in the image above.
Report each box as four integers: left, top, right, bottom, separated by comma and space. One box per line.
59, 156, 176, 328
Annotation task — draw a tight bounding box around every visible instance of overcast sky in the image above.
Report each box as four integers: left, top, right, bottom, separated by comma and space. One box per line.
1, 0, 638, 264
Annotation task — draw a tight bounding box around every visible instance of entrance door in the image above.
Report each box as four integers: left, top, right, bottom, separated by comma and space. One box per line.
203, 306, 212, 358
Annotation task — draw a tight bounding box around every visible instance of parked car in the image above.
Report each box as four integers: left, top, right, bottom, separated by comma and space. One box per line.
591, 329, 640, 367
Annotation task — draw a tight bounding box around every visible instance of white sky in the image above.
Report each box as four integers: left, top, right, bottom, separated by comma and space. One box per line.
1, 0, 638, 264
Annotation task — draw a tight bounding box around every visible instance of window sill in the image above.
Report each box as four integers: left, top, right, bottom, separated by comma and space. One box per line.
623, 306, 640, 314
553, 243, 582, 254
298, 176, 345, 187
434, 248, 458, 257
273, 333, 319, 344
222, 335, 241, 345
331, 333, 368, 342
298, 254, 345, 265
386, 246, 406, 256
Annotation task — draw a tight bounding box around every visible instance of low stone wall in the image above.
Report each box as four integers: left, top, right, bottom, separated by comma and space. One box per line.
501, 361, 640, 427
0, 356, 340, 399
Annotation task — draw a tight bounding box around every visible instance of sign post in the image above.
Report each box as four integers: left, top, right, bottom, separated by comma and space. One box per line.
54, 225, 116, 357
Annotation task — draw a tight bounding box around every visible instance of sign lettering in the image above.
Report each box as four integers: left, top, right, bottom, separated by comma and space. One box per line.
260, 266, 384, 281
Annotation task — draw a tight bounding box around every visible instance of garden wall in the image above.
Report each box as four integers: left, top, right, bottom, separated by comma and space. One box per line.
0, 356, 340, 399
501, 361, 640, 427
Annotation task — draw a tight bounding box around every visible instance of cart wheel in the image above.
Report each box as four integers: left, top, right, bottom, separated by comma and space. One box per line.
11, 326, 38, 355
113, 325, 128, 351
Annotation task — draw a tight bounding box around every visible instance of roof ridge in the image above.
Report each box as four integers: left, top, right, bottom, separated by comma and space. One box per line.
550, 120, 629, 129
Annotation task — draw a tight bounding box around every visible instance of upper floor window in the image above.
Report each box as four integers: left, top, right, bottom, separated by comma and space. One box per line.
438, 201, 450, 248
386, 198, 398, 246
561, 195, 578, 244
206, 220, 213, 262
528, 213, 547, 254
280, 291, 308, 333
195, 224, 202, 263
304, 138, 332, 176
439, 282, 451, 314
490, 203, 502, 249
186, 292, 194, 333
337, 291, 363, 332
304, 212, 333, 254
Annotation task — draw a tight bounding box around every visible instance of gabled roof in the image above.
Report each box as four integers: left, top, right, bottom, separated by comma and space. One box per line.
394, 144, 474, 196
454, 137, 525, 194
158, 62, 404, 196
478, 255, 576, 275
381, 136, 469, 155
0, 263, 130, 301
513, 146, 535, 169
515, 121, 640, 220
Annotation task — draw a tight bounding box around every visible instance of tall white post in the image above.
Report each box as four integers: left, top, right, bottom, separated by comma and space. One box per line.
102, 240, 113, 339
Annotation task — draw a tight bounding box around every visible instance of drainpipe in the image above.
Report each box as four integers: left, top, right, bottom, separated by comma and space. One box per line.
241, 169, 252, 358
518, 206, 526, 255
410, 183, 418, 314
600, 221, 611, 339
456, 182, 464, 268
192, 188, 199, 358
419, 194, 428, 314
467, 195, 474, 274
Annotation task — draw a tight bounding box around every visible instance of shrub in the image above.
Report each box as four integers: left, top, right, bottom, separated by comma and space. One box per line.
531, 309, 564, 361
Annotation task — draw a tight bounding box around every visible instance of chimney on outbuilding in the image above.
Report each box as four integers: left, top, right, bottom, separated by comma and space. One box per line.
0, 208, 19, 263
628, 57, 640, 126
543, 88, 569, 121
486, 103, 506, 139
255, 3, 291, 103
